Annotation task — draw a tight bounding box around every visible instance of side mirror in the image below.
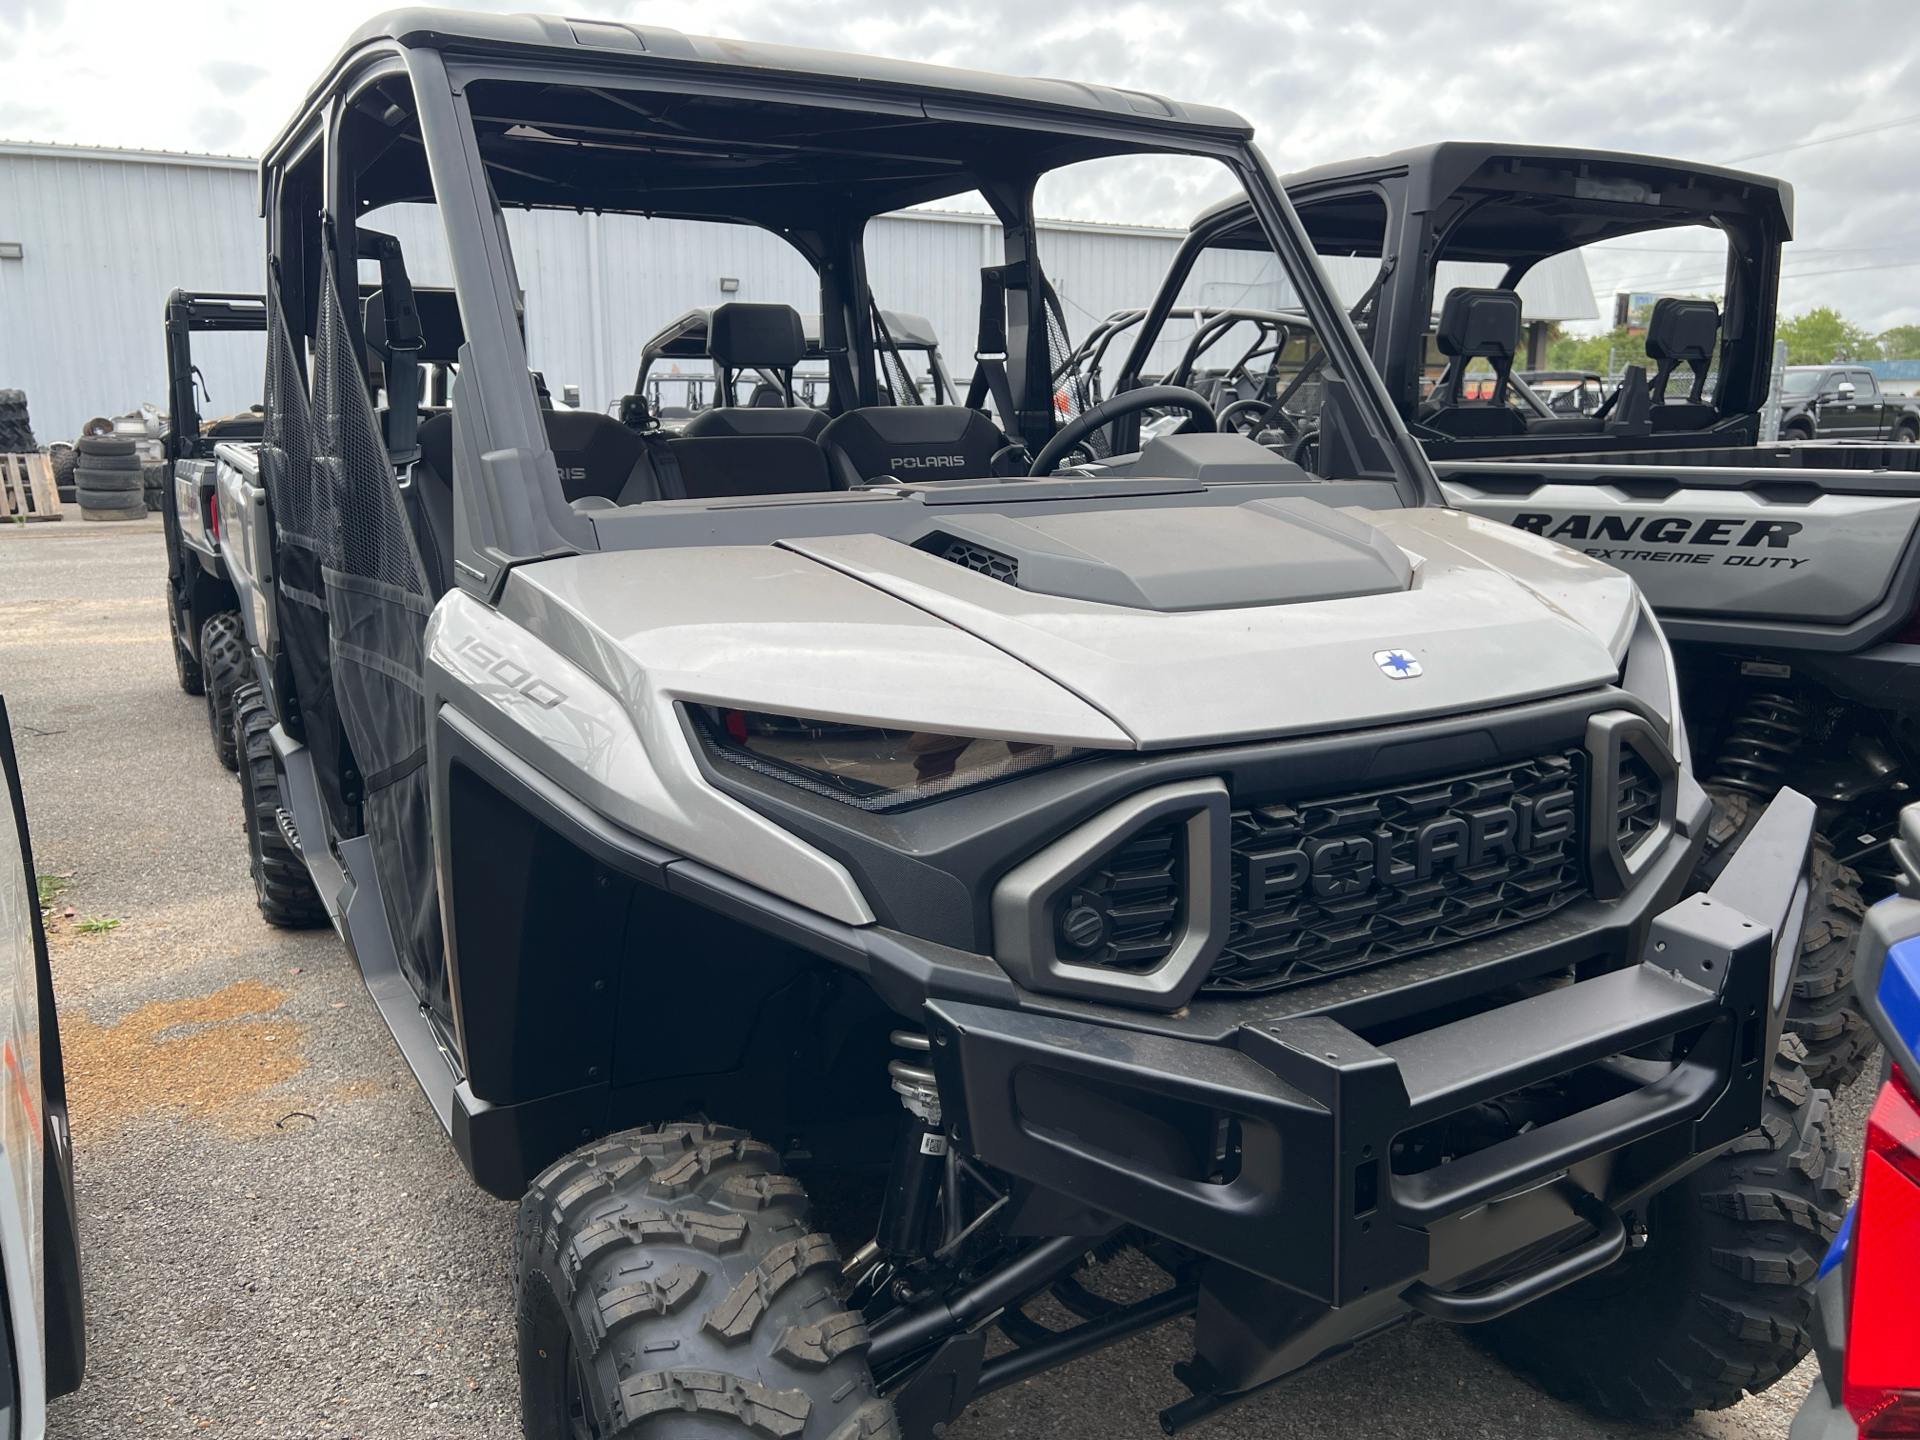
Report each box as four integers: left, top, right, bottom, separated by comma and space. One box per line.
1837, 382, 1857, 401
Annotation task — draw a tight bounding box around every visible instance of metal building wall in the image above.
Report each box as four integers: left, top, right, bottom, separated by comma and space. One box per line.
1, 142, 1597, 440
0, 144, 265, 443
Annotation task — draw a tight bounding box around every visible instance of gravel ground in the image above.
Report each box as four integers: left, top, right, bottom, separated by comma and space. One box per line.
0, 517, 1872, 1440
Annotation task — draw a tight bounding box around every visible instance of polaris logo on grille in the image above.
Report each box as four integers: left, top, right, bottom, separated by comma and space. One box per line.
1375, 649, 1422, 678
558, 466, 589, 483
1241, 790, 1577, 910
892, 454, 966, 469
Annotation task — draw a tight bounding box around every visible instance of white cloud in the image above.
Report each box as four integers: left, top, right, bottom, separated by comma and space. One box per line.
2, 0, 1917, 327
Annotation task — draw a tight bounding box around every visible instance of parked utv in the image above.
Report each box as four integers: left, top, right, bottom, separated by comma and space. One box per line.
1790, 800, 1920, 1440
206, 18, 1847, 1436
1083, 144, 1894, 1090
159, 290, 268, 771
633, 308, 955, 432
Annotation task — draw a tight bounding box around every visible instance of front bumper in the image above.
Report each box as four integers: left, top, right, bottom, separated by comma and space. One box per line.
923, 792, 1816, 1390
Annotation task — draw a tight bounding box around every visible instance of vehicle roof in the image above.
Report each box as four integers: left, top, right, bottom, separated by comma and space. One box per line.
1194, 141, 1792, 262
276, 9, 1252, 188
1519, 370, 1601, 381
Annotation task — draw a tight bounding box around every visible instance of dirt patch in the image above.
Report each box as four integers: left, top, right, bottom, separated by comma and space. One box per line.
61, 979, 310, 1139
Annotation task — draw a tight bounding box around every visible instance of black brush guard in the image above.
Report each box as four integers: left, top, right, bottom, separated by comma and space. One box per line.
917, 790, 1815, 1393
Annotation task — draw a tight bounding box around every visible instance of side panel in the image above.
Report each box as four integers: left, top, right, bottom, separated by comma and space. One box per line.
1440, 477, 1920, 627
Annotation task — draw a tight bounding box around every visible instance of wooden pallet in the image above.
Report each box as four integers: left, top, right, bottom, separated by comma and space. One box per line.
0, 452, 62, 521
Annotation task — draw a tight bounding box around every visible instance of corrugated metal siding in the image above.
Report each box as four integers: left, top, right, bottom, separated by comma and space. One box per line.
0, 143, 1598, 439
0, 147, 264, 441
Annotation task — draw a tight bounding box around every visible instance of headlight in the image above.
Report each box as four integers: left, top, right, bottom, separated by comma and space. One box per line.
691, 705, 1090, 810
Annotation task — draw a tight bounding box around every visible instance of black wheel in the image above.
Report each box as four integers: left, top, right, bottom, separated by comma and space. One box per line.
1894, 420, 1919, 445
1694, 787, 1877, 1087
233, 683, 327, 928
1478, 1035, 1851, 1419
47, 443, 76, 490
1782, 421, 1813, 442
200, 610, 248, 772
141, 460, 166, 513
516, 1123, 898, 1440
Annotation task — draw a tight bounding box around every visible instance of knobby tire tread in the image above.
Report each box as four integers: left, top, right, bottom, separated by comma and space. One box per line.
233, 683, 327, 928
516, 1123, 899, 1440
1476, 1036, 1852, 1420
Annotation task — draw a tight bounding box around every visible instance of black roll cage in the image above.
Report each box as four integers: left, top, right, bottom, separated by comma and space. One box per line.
1118, 145, 1793, 463
162, 290, 267, 467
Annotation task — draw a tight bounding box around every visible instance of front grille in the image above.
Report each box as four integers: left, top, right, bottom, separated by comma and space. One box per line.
1054, 820, 1184, 971
1204, 752, 1589, 995
1614, 747, 1662, 854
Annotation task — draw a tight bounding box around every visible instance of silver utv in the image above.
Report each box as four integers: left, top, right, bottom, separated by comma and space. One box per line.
210, 15, 1839, 1436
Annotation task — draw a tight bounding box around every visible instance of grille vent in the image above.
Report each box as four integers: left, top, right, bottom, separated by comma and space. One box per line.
928, 533, 1018, 585
1206, 752, 1590, 996
1053, 819, 1184, 971
1614, 746, 1663, 855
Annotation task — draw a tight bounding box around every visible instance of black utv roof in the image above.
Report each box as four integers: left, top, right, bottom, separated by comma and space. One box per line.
1190, 144, 1789, 263
273, 9, 1254, 225
641, 307, 941, 365
1204, 142, 1793, 260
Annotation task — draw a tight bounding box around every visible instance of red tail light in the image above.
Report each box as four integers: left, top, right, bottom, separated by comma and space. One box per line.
1845, 1066, 1920, 1436
206, 495, 219, 542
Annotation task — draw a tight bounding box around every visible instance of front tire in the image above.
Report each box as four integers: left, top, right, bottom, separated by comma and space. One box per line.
1478, 1037, 1851, 1419
1695, 787, 1877, 1087
234, 683, 327, 928
516, 1123, 898, 1440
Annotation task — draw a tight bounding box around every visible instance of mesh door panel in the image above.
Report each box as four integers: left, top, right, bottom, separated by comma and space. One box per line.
311, 250, 447, 1018
262, 276, 359, 840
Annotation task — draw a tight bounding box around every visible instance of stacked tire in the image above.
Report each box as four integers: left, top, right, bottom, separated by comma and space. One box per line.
141, 459, 167, 513
0, 390, 34, 455
72, 435, 145, 519
47, 443, 77, 505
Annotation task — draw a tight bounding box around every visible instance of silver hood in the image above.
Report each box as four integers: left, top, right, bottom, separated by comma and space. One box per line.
501, 502, 1639, 753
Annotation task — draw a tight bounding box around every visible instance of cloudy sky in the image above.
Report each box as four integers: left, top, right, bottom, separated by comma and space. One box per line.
4, 0, 1919, 333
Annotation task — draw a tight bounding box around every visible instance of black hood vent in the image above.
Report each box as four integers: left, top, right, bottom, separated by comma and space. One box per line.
922, 532, 1019, 585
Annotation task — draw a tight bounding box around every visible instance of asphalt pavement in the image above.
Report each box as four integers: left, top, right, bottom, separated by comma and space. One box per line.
0, 517, 1870, 1440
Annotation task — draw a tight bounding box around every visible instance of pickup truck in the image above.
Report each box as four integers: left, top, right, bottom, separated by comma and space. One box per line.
1085, 143, 1905, 1090
1778, 365, 1920, 443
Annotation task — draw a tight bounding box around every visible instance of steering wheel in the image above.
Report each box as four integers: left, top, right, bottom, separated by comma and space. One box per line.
1216, 396, 1301, 440
1027, 384, 1217, 477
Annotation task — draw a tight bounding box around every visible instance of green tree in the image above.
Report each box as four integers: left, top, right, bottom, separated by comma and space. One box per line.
1776, 307, 1881, 364
1545, 324, 1648, 375
1877, 324, 1920, 361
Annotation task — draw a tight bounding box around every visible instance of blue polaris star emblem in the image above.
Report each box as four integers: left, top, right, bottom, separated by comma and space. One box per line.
1374, 649, 1422, 679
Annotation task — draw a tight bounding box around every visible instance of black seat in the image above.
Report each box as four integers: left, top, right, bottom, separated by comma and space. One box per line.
667, 436, 831, 498
1646, 297, 1720, 432
541, 410, 659, 503
680, 303, 828, 441
1421, 288, 1528, 438
816, 406, 1008, 486
204, 412, 265, 439
407, 409, 669, 598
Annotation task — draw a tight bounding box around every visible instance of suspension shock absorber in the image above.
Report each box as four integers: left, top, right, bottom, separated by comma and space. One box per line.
877, 1031, 946, 1261
1706, 690, 1808, 797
